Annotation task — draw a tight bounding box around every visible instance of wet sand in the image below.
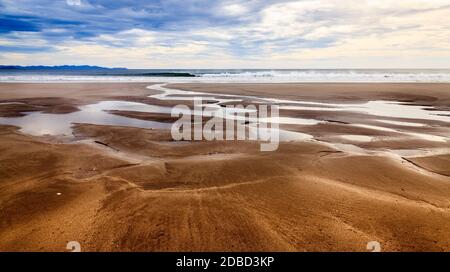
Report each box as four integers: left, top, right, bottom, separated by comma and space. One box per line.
0, 82, 449, 252
170, 83, 450, 109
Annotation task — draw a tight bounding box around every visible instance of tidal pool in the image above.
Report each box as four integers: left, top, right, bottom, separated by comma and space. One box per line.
0, 101, 172, 136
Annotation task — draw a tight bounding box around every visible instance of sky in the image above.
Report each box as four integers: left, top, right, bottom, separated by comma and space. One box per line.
0, 0, 450, 69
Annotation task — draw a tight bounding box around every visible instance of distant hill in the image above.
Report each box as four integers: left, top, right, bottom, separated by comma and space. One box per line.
0, 65, 127, 71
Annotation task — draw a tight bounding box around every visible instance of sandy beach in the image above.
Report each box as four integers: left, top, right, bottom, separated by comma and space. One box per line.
0, 82, 449, 252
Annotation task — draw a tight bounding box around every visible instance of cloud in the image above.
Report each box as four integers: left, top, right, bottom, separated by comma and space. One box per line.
66, 0, 81, 6
0, 0, 449, 68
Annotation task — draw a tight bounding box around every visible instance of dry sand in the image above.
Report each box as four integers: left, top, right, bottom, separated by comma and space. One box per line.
0, 82, 449, 252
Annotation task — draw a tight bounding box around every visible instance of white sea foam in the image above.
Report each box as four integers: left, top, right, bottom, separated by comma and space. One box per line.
198, 70, 450, 83
2, 70, 450, 83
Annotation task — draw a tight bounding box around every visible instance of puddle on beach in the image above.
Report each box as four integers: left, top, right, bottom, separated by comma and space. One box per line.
389, 148, 450, 157
0, 101, 172, 136
0, 102, 26, 105
0, 83, 448, 148
340, 135, 374, 142
375, 119, 426, 127
280, 100, 450, 123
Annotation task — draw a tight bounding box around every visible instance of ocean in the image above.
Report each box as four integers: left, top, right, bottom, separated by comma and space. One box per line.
1, 69, 450, 83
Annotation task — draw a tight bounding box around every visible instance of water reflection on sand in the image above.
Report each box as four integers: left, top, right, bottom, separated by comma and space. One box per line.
0, 84, 448, 148
0, 101, 172, 136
